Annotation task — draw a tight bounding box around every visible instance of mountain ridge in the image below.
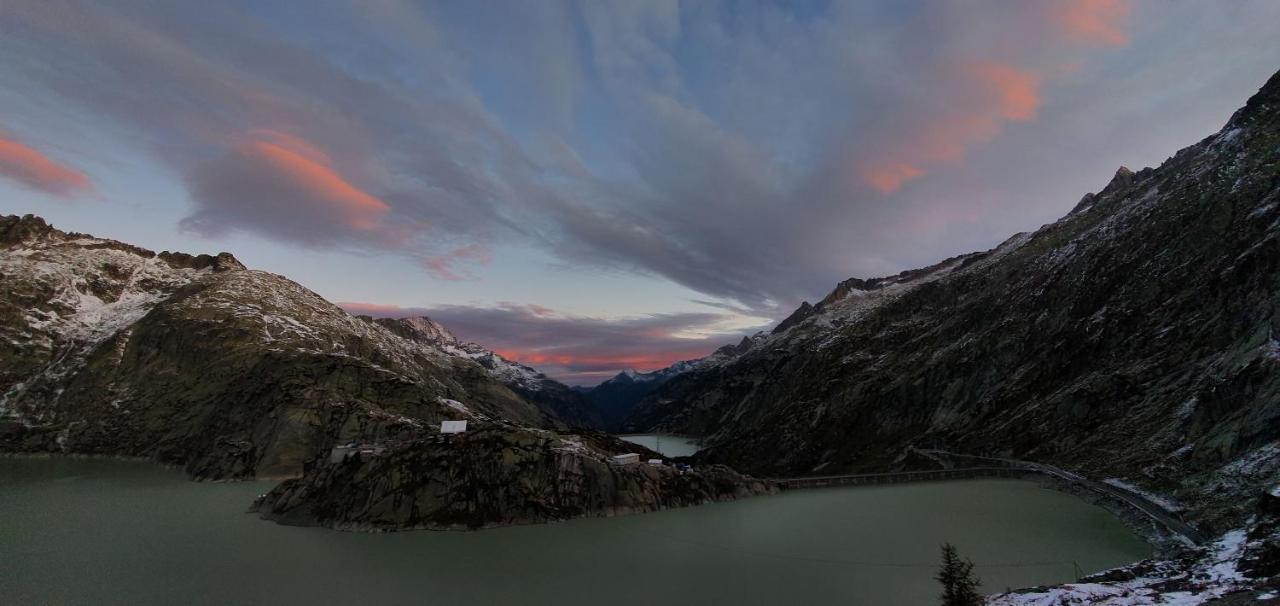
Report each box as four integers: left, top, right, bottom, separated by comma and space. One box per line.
368, 314, 604, 429
583, 360, 701, 431
626, 68, 1280, 535
0, 215, 584, 475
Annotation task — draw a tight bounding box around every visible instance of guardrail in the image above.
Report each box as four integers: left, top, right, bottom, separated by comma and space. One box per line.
773, 466, 1031, 488
918, 450, 1205, 545
770, 450, 1205, 546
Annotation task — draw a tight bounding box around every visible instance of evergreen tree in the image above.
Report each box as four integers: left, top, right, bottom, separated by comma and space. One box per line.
936, 542, 982, 606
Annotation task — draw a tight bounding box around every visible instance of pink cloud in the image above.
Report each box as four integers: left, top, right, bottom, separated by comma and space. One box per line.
420, 243, 492, 280
239, 131, 389, 231
338, 301, 750, 385
0, 136, 91, 197
182, 130, 396, 245
1051, 0, 1132, 48
859, 62, 1042, 194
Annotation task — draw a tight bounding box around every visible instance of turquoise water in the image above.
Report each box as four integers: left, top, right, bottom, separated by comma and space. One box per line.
0, 458, 1150, 605
619, 433, 702, 457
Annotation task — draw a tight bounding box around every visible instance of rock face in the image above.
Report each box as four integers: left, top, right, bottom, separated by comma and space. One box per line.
254, 423, 774, 530
371, 316, 604, 429
630, 69, 1280, 530
0, 215, 548, 479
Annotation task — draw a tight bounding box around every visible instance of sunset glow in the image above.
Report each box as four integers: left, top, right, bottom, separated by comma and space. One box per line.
3, 0, 1276, 383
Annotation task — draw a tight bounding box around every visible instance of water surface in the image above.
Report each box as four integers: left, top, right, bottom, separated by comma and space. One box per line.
0, 458, 1150, 605
618, 433, 702, 457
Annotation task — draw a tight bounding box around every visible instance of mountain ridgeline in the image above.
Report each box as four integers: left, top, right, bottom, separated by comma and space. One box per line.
0, 215, 772, 528
584, 362, 698, 431
368, 315, 604, 430
0, 216, 568, 478
625, 69, 1280, 531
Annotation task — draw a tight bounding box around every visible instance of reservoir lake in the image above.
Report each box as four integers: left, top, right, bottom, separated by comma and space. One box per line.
0, 457, 1150, 605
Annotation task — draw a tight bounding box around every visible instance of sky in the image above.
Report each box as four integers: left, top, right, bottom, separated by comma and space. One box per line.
2, 1, 1278, 385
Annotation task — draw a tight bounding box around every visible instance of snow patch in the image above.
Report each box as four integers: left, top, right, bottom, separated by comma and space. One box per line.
989, 526, 1262, 605
1221, 442, 1280, 476
439, 398, 471, 415
1103, 478, 1185, 512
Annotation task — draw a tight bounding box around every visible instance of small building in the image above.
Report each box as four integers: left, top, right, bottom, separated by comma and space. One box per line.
441, 420, 468, 434
647, 459, 664, 467
330, 442, 384, 463
610, 453, 640, 465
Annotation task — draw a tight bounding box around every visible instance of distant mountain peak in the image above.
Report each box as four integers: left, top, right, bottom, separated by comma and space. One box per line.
378, 315, 459, 347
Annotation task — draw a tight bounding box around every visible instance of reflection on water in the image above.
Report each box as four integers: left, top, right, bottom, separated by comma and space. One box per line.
618, 433, 702, 457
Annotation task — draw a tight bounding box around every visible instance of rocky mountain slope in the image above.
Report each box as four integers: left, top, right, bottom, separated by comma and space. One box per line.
371, 316, 603, 429
0, 216, 561, 478
584, 361, 698, 431
630, 69, 1280, 535
0, 214, 766, 527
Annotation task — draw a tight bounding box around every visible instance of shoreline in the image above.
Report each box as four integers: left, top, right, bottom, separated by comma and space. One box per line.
0, 452, 298, 483
613, 432, 703, 440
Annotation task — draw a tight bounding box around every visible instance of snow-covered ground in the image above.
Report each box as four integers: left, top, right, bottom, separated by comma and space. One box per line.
989, 525, 1272, 605
1, 236, 213, 423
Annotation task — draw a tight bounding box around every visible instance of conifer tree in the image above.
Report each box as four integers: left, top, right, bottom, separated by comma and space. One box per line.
936, 542, 982, 606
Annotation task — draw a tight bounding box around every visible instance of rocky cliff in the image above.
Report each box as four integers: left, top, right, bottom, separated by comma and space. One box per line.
254, 423, 773, 530
629, 69, 1280, 533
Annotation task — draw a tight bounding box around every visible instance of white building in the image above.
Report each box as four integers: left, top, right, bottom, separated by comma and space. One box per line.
440, 420, 468, 434
610, 453, 640, 465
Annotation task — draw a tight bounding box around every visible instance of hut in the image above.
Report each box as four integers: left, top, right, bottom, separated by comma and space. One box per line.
610, 453, 640, 465
440, 420, 468, 434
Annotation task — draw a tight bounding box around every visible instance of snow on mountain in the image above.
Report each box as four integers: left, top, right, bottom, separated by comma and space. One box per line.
370, 316, 549, 392
370, 316, 602, 428
0, 217, 242, 421
0, 214, 552, 477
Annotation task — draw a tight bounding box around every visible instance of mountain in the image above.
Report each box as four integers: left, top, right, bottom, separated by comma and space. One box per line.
630, 69, 1280, 535
584, 361, 699, 431
370, 316, 603, 429
0, 213, 766, 526
0, 215, 551, 478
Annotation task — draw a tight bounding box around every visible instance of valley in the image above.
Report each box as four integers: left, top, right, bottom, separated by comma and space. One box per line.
2, 42, 1279, 606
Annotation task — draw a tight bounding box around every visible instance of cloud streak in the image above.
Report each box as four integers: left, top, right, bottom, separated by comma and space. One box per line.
5, 0, 1275, 325
858, 62, 1043, 194
1051, 0, 1132, 47
181, 130, 394, 246
0, 135, 91, 197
